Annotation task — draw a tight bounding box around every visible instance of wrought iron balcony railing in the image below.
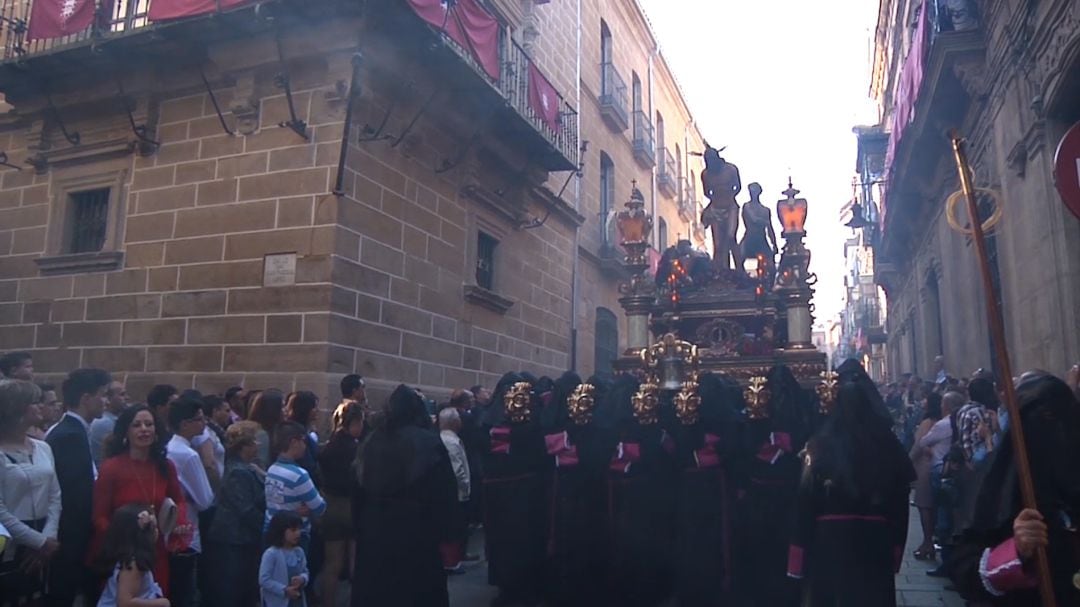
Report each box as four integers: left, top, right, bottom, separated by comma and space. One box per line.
599, 61, 628, 131
501, 38, 580, 170
657, 147, 677, 197
1, 0, 151, 61
632, 110, 655, 168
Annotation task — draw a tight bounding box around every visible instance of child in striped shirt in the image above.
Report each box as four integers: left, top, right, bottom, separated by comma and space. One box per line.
265, 421, 326, 551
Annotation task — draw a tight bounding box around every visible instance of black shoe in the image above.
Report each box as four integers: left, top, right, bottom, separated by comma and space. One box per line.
926, 566, 949, 578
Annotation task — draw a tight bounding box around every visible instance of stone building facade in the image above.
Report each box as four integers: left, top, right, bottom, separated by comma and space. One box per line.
0, 0, 706, 404
869, 0, 1080, 381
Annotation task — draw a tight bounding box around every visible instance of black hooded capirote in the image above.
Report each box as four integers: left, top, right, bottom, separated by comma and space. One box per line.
600, 374, 676, 606
947, 372, 1080, 606
734, 365, 813, 607
668, 372, 743, 606
480, 372, 548, 605
790, 368, 916, 607
352, 385, 456, 607
537, 372, 615, 606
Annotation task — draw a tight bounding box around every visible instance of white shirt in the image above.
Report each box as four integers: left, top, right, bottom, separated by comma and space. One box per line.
190, 426, 225, 480
166, 434, 214, 553
440, 430, 471, 503
0, 439, 62, 552
919, 417, 954, 467
89, 411, 118, 467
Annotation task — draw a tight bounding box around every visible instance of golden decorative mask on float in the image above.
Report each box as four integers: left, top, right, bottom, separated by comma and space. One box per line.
673, 374, 702, 426
567, 383, 596, 426
816, 371, 839, 415
744, 376, 771, 420
504, 381, 533, 423
631, 378, 660, 425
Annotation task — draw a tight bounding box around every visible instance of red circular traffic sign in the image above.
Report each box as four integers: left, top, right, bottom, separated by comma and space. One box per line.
1054, 121, 1080, 221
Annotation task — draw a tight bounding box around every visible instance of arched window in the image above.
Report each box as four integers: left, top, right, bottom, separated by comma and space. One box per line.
600, 20, 612, 65
600, 152, 615, 245
594, 308, 619, 378
631, 72, 642, 113
658, 217, 668, 251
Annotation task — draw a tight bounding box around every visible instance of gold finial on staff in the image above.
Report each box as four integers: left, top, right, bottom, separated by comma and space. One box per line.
950, 131, 1057, 607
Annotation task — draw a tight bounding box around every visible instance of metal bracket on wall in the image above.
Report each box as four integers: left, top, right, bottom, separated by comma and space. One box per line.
274, 72, 310, 141
0, 152, 22, 171
333, 52, 364, 196
114, 76, 160, 152
200, 68, 237, 137
357, 104, 394, 143
45, 93, 80, 146
389, 89, 438, 148
556, 139, 589, 199
435, 126, 482, 174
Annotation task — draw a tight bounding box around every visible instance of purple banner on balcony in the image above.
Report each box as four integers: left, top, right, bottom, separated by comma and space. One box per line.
28, 0, 97, 41
528, 62, 560, 133
408, 0, 501, 82
148, 0, 254, 21
881, 0, 929, 228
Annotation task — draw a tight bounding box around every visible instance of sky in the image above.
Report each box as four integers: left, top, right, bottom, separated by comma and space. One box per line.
638, 0, 881, 323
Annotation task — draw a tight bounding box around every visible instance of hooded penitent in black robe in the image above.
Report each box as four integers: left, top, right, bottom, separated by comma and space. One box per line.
668, 373, 742, 607
480, 372, 549, 606
787, 366, 916, 607
599, 375, 676, 606
353, 385, 457, 607
947, 372, 1080, 606
733, 365, 812, 607
538, 373, 614, 606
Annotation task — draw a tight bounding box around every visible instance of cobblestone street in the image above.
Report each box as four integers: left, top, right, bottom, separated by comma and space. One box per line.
895, 506, 964, 607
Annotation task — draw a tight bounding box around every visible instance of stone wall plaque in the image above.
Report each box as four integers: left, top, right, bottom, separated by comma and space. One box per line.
263, 253, 297, 287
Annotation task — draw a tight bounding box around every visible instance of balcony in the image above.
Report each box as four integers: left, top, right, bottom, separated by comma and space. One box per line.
878, 1, 983, 261
632, 110, 655, 168
599, 61, 629, 132
657, 147, 678, 197
0, 1, 579, 172
0, 0, 151, 61
679, 176, 696, 222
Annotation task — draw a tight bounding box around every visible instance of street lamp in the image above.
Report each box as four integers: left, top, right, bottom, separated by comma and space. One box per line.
617, 182, 656, 353
775, 180, 816, 350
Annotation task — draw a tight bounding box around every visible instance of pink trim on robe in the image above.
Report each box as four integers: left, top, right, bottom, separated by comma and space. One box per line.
609, 442, 641, 474
544, 431, 579, 467
490, 426, 511, 454
693, 433, 722, 469
756, 431, 793, 464
978, 537, 1037, 597
786, 545, 805, 579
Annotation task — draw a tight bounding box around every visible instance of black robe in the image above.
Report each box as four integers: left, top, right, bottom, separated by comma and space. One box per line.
353, 425, 456, 607
789, 443, 913, 607
604, 423, 676, 606
541, 422, 612, 606
481, 420, 548, 602
947, 374, 1080, 606
733, 421, 803, 606
733, 367, 814, 607
670, 423, 736, 607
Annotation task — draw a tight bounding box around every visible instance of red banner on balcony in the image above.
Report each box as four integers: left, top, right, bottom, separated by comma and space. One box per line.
528, 62, 560, 132
407, 0, 501, 82
148, 0, 254, 21
27, 0, 97, 41
880, 0, 929, 227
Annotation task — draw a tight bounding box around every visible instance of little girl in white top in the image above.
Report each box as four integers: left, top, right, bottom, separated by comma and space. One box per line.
97, 504, 169, 607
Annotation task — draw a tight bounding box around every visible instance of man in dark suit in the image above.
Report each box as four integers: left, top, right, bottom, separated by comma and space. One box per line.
45, 367, 110, 607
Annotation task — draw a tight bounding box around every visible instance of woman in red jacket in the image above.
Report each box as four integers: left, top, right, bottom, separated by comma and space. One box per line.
92, 405, 190, 597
